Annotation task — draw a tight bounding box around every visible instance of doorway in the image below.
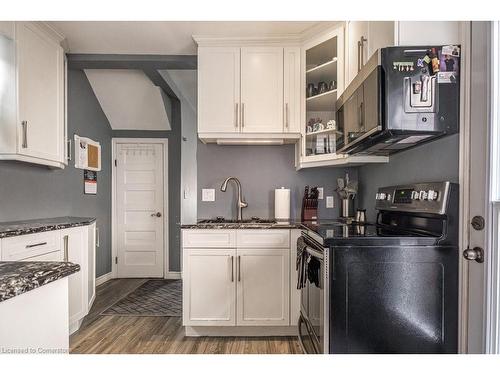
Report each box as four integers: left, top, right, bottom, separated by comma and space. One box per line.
112, 138, 169, 278
459, 21, 500, 354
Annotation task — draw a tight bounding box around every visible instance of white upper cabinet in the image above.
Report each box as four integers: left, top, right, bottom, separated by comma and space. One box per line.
197, 47, 240, 133
240, 47, 283, 133
195, 37, 302, 144
346, 21, 369, 87
396, 21, 460, 46
17, 22, 65, 163
284, 47, 301, 133
0, 21, 66, 168
345, 21, 461, 87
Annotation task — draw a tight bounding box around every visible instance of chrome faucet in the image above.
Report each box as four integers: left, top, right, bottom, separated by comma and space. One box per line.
220, 177, 248, 221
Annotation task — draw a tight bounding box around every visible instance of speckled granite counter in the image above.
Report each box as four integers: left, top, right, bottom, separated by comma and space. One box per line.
0, 261, 80, 302
0, 216, 96, 239
181, 221, 304, 230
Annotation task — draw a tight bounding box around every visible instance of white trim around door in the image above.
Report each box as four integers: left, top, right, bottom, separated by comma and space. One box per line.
111, 138, 170, 279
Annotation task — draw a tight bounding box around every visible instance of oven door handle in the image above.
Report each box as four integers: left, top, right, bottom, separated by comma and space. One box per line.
305, 246, 324, 260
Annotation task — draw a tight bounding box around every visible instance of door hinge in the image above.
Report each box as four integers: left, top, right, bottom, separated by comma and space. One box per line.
114, 159, 117, 167
115, 256, 118, 264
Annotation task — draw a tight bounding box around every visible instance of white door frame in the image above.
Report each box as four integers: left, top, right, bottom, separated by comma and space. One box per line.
458, 21, 500, 354
111, 138, 170, 279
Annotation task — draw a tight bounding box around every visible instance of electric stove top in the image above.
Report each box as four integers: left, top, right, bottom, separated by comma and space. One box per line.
301, 220, 441, 247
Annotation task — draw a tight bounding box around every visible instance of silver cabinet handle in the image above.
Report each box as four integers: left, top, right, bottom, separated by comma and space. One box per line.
230, 256, 234, 282
63, 235, 69, 262
285, 103, 289, 129
26, 242, 47, 248
237, 255, 241, 282
21, 121, 28, 148
96, 227, 100, 247
357, 36, 367, 72
234, 103, 239, 129
241, 103, 245, 128
67, 139, 72, 161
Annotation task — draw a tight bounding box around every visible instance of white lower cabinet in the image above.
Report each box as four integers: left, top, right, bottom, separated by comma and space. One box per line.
61, 225, 95, 334
236, 248, 289, 326
182, 229, 296, 330
0, 223, 96, 335
183, 248, 236, 326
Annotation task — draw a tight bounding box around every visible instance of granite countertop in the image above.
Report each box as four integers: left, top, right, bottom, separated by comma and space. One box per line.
0, 216, 96, 239
0, 261, 80, 303
181, 221, 304, 230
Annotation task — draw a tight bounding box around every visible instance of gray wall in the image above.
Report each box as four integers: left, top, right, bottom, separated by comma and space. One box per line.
357, 134, 460, 220
112, 99, 182, 272
0, 69, 113, 277
197, 143, 357, 220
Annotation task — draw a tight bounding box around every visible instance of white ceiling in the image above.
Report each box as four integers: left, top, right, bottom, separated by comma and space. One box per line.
50, 21, 327, 54
84, 69, 171, 131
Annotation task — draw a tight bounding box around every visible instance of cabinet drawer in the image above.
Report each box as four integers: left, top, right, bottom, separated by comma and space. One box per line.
182, 230, 236, 248
236, 230, 290, 248
1, 231, 61, 261
23, 250, 63, 262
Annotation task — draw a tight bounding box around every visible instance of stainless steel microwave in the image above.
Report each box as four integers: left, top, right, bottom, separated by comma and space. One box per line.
336, 46, 460, 156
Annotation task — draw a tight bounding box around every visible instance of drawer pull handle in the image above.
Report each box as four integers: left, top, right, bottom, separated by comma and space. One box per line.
63, 235, 69, 262
26, 242, 47, 248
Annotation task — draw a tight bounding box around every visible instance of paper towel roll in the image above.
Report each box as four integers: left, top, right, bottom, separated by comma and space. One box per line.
275, 187, 290, 222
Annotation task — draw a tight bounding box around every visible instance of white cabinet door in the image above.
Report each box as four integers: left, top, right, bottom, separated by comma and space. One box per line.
396, 21, 460, 46
236, 248, 289, 326
367, 21, 395, 60
284, 47, 301, 133
198, 47, 240, 133
346, 21, 369, 87
183, 248, 236, 326
87, 223, 96, 310
60, 227, 87, 332
16, 22, 64, 163
240, 47, 284, 133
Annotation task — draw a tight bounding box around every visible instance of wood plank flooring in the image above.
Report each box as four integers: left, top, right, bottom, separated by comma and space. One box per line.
70, 278, 302, 354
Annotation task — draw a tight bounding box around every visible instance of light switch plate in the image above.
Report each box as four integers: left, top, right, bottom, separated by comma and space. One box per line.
326, 196, 334, 208
318, 187, 324, 200
202, 189, 215, 202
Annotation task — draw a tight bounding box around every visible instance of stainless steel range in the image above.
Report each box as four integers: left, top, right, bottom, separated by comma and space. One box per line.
297, 181, 459, 354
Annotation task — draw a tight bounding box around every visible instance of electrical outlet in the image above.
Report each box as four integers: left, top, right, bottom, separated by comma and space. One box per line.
202, 189, 215, 202
318, 187, 324, 200
326, 196, 334, 208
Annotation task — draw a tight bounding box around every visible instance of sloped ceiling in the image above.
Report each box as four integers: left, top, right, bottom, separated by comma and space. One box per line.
84, 69, 171, 131
163, 70, 197, 111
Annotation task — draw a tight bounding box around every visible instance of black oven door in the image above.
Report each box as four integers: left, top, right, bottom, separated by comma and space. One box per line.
298, 241, 327, 354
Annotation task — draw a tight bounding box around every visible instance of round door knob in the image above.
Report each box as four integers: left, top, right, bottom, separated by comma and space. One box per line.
151, 212, 162, 218
463, 247, 484, 263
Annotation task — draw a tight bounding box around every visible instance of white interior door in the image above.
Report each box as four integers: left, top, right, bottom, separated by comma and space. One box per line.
236, 248, 289, 326
460, 21, 499, 354
240, 47, 284, 132
116, 142, 165, 278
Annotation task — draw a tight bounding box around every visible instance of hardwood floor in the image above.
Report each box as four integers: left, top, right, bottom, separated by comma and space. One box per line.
70, 278, 302, 354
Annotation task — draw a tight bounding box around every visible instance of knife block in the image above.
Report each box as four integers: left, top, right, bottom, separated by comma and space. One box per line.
301, 197, 318, 221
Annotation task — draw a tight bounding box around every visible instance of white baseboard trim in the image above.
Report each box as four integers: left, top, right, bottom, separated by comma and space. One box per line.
166, 271, 182, 280
96, 272, 113, 286
185, 326, 298, 337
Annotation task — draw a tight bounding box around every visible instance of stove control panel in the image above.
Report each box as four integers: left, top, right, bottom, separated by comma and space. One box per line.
375, 182, 453, 214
